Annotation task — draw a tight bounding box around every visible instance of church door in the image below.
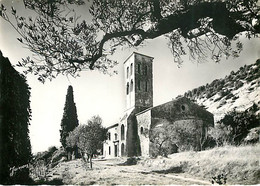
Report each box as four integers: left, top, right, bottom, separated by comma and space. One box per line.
114, 144, 118, 157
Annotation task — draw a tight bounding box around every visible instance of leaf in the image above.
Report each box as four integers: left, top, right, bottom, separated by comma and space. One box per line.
17, 38, 23, 43
11, 6, 16, 15
1, 4, 6, 11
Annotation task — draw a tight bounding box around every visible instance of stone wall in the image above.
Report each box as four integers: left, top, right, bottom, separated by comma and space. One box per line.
136, 97, 214, 156
136, 109, 152, 157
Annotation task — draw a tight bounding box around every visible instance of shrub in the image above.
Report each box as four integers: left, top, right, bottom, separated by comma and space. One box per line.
235, 80, 243, 89
225, 92, 234, 100
211, 174, 228, 185
219, 107, 259, 145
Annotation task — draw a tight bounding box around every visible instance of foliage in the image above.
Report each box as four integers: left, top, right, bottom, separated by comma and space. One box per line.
184, 58, 260, 100
219, 105, 260, 145
0, 51, 32, 184
168, 122, 205, 151
211, 174, 228, 185
0, 0, 259, 81
30, 147, 66, 182
208, 125, 231, 147
66, 115, 107, 168
149, 126, 172, 157
60, 85, 79, 150
149, 121, 205, 157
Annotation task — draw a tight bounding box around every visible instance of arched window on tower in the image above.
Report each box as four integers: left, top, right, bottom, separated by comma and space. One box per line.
127, 67, 129, 78
130, 63, 133, 75
126, 83, 129, 95
144, 65, 148, 75
137, 80, 141, 91
145, 81, 148, 92
140, 127, 144, 134
138, 64, 141, 74
121, 124, 125, 140
130, 80, 133, 92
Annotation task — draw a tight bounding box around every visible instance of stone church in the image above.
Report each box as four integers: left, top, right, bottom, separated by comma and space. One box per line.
103, 52, 214, 158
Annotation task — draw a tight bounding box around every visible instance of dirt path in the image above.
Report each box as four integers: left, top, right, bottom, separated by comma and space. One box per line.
46, 158, 211, 185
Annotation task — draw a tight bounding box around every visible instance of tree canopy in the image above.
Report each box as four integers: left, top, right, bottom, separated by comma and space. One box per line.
218, 105, 259, 145
66, 115, 107, 168
60, 85, 79, 150
0, 0, 259, 82
0, 51, 32, 184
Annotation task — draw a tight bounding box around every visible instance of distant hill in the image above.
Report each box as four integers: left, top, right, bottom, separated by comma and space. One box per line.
181, 59, 260, 122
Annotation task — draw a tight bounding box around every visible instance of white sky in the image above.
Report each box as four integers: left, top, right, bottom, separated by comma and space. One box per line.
0, 0, 259, 153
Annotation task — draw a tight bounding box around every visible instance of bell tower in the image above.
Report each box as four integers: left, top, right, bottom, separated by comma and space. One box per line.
123, 52, 153, 112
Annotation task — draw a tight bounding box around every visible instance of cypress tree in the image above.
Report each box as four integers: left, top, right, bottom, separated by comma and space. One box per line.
60, 85, 79, 150
0, 51, 32, 184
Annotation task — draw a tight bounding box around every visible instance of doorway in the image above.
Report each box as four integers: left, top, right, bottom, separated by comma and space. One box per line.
114, 144, 118, 157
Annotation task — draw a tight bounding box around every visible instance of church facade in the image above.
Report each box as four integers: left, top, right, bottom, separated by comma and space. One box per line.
103, 52, 214, 158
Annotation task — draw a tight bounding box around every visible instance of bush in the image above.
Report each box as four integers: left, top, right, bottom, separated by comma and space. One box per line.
218, 107, 259, 145
235, 80, 243, 89
211, 174, 227, 185
9, 167, 33, 184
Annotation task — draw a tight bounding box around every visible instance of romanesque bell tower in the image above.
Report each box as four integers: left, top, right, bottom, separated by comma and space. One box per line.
123, 52, 153, 112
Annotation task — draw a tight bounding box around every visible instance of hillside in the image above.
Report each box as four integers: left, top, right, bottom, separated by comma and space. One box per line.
182, 59, 260, 122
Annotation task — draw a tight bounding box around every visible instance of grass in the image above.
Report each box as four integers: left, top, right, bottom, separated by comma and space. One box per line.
140, 143, 260, 184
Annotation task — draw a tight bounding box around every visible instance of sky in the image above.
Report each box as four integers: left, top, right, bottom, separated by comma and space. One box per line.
0, 0, 259, 153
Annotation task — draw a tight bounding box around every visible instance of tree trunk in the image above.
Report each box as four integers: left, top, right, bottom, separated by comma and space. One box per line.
89, 156, 92, 169
81, 152, 86, 162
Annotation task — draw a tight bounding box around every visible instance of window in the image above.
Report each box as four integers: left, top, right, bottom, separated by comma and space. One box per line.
181, 105, 186, 111
115, 133, 118, 140
130, 63, 133, 75
127, 67, 129, 78
140, 127, 144, 134
109, 146, 111, 155
126, 83, 129, 95
145, 81, 148, 92
121, 125, 125, 140
108, 132, 111, 140
144, 65, 148, 75
137, 80, 141, 91
130, 80, 133, 92
138, 64, 141, 74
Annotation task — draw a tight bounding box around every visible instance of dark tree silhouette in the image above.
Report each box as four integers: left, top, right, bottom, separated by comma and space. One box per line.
0, 0, 259, 81
219, 106, 259, 145
60, 85, 79, 153
0, 51, 32, 184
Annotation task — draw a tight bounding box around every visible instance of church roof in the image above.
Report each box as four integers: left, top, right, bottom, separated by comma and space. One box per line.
106, 123, 118, 129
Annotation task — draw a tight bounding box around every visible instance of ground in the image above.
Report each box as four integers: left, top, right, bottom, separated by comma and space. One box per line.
35, 144, 259, 185
45, 158, 210, 185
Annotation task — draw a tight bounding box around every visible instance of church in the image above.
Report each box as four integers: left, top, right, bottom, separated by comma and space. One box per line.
103, 52, 214, 158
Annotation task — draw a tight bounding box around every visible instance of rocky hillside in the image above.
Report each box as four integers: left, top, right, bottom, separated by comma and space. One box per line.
182, 59, 260, 122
